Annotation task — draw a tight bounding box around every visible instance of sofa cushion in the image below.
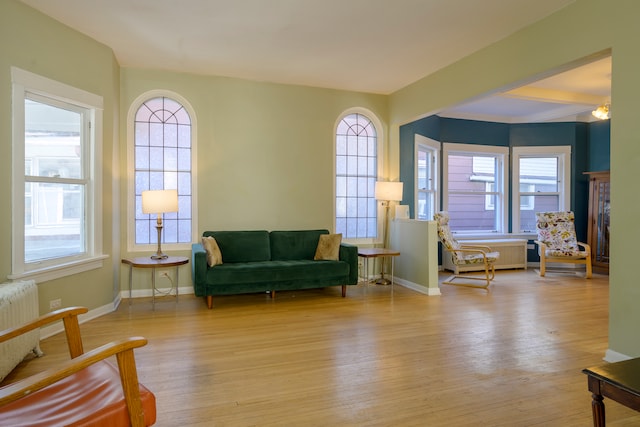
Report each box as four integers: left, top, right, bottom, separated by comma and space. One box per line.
205, 259, 349, 285
314, 233, 342, 261
203, 231, 270, 263
201, 236, 223, 266
270, 230, 329, 261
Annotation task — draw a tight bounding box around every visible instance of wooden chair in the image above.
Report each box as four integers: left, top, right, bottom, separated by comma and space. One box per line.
535, 211, 592, 278
434, 212, 499, 289
0, 306, 156, 426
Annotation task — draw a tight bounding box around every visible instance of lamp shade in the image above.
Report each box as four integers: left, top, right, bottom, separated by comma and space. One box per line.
375, 181, 403, 202
142, 189, 178, 214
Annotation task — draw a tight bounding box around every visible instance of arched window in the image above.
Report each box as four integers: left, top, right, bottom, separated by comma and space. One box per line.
133, 96, 193, 247
335, 113, 378, 239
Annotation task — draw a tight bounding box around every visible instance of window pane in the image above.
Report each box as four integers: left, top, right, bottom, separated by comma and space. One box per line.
520, 157, 558, 192
134, 96, 192, 245
25, 100, 82, 179
335, 113, 377, 239
448, 194, 497, 231
25, 183, 85, 262
519, 195, 560, 232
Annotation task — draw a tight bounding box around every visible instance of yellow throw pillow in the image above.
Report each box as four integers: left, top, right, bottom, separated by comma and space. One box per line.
202, 236, 223, 267
314, 233, 342, 261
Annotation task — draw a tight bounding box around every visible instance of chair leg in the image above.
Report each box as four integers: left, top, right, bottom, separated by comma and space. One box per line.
585, 259, 593, 279
539, 255, 546, 277
442, 263, 494, 290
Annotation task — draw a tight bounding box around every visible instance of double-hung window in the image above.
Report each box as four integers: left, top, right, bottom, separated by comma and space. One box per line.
415, 135, 439, 220
442, 143, 508, 234
11, 67, 104, 281
512, 146, 571, 233
335, 112, 380, 240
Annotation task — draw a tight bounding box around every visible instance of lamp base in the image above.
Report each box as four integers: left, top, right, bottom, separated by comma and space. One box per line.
375, 277, 392, 286
150, 254, 168, 260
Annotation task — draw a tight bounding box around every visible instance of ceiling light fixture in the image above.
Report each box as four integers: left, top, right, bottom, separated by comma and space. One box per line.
592, 103, 610, 120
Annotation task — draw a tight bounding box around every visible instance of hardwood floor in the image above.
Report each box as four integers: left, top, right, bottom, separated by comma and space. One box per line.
5, 269, 640, 426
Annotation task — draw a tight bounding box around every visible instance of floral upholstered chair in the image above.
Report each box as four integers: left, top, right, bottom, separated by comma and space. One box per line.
434, 212, 499, 289
535, 211, 592, 278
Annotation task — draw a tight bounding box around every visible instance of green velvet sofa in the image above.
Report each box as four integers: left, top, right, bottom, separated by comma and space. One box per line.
192, 229, 358, 308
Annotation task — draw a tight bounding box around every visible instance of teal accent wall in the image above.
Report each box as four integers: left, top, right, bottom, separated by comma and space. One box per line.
589, 120, 611, 171
399, 116, 611, 262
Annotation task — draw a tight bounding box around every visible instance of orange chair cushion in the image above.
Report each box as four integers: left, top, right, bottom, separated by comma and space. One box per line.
0, 360, 156, 426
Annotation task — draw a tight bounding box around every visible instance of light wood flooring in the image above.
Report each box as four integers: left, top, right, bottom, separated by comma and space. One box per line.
5, 269, 640, 426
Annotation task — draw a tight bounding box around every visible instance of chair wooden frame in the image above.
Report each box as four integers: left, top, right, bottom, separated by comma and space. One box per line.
534, 240, 593, 278
442, 244, 497, 289
0, 306, 154, 427
534, 211, 592, 279
434, 212, 499, 289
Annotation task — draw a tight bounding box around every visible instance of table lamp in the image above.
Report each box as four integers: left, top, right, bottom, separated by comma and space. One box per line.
142, 189, 179, 259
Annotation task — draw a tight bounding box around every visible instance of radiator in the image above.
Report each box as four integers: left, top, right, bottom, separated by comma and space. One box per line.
442, 238, 528, 273
0, 280, 42, 382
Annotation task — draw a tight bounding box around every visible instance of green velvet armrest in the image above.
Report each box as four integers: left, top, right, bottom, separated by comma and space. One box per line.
192, 243, 207, 294
339, 243, 358, 285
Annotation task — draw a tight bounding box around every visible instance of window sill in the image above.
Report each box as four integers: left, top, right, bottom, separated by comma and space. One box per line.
8, 255, 109, 284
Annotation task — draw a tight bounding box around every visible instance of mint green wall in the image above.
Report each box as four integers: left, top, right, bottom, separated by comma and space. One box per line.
119, 69, 388, 292
0, 1, 120, 314
390, 0, 638, 359
2, 0, 638, 359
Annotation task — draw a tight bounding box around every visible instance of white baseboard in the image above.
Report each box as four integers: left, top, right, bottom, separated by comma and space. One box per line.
604, 349, 633, 363
40, 301, 117, 340
395, 277, 441, 296
39, 286, 194, 340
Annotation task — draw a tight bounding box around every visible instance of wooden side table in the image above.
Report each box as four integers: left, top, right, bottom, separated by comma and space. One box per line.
583, 357, 640, 426
357, 248, 400, 286
121, 256, 189, 309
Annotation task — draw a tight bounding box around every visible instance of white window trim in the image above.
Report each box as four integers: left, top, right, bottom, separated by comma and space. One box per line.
511, 145, 571, 234
414, 134, 439, 220
442, 143, 509, 235
10, 67, 106, 283
126, 90, 198, 253
333, 107, 384, 245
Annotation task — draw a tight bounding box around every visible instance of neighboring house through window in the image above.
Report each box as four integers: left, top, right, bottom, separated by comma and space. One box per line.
335, 111, 382, 241
442, 143, 508, 234
512, 145, 571, 233
10, 67, 105, 281
130, 92, 196, 252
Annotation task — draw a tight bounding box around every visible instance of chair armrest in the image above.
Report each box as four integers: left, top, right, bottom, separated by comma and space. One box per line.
460, 244, 492, 252
534, 240, 547, 256
577, 241, 591, 256
339, 243, 359, 285
0, 306, 88, 358
450, 247, 492, 262
0, 336, 148, 425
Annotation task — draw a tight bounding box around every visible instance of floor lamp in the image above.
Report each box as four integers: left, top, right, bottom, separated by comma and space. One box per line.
142, 189, 179, 260
374, 181, 404, 285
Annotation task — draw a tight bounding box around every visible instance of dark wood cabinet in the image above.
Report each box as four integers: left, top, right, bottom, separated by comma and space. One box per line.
585, 171, 610, 273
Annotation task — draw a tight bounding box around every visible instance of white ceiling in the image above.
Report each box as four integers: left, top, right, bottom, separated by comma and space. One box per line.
19, 0, 609, 123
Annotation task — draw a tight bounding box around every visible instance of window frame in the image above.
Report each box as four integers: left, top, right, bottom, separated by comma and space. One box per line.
334, 108, 384, 245
511, 145, 571, 234
414, 135, 440, 220
10, 67, 106, 282
442, 143, 509, 235
127, 90, 198, 253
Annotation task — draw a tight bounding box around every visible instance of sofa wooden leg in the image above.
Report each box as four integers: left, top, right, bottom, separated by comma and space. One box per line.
271, 291, 275, 299
341, 285, 346, 297
206, 296, 213, 309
